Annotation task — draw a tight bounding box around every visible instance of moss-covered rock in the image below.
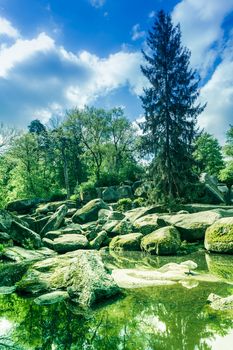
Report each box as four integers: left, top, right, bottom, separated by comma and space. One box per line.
72, 199, 109, 224
141, 226, 181, 255
10, 220, 42, 248
204, 217, 233, 253
205, 253, 233, 281
17, 250, 120, 308
110, 233, 143, 251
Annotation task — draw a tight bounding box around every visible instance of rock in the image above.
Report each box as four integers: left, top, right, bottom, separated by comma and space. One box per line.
110, 219, 134, 237
35, 216, 50, 233
110, 233, 143, 251
0, 209, 14, 231
161, 211, 222, 241
200, 173, 225, 203
0, 286, 17, 294
34, 291, 69, 305
134, 214, 165, 235
141, 226, 181, 255
112, 260, 198, 288
102, 187, 119, 202
72, 199, 109, 224
0, 262, 30, 286
89, 231, 107, 249
17, 250, 120, 308
40, 205, 68, 235
204, 217, 233, 253
43, 234, 89, 253
6, 198, 45, 214
1, 246, 56, 263
36, 200, 76, 215
102, 220, 121, 234
19, 215, 37, 231
66, 208, 77, 218
117, 185, 133, 199
10, 220, 41, 248
205, 253, 233, 281
207, 293, 233, 310
98, 209, 125, 221
0, 231, 11, 242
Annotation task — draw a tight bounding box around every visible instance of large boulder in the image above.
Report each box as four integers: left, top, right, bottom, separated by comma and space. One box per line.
98, 209, 125, 222
89, 231, 107, 249
200, 173, 225, 203
141, 226, 181, 255
1, 246, 56, 263
40, 205, 68, 235
10, 220, 42, 248
134, 214, 165, 235
102, 187, 119, 202
0, 209, 15, 231
204, 217, 233, 253
116, 185, 133, 199
110, 233, 143, 251
110, 219, 134, 237
43, 234, 89, 253
6, 198, 45, 214
161, 211, 222, 241
72, 199, 109, 224
17, 250, 120, 308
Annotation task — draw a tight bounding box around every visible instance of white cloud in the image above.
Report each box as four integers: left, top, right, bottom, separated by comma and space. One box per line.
89, 0, 105, 8
0, 17, 20, 39
0, 33, 54, 77
199, 56, 233, 143
131, 24, 146, 41
172, 0, 233, 76
0, 17, 145, 126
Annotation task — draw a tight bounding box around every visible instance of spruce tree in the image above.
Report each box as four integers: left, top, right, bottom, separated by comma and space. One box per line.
140, 10, 205, 203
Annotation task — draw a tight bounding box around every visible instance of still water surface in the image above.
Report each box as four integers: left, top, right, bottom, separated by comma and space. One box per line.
0, 251, 233, 350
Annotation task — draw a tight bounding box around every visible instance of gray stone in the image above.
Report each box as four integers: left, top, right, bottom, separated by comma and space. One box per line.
43, 234, 89, 253
41, 205, 68, 235
10, 220, 41, 248
110, 233, 143, 251
34, 291, 69, 305
72, 199, 109, 224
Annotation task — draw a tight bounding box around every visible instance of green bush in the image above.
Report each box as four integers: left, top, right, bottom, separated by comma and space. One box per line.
49, 189, 67, 201
0, 244, 5, 252
75, 179, 97, 201
133, 197, 145, 208
116, 198, 133, 212
96, 172, 121, 187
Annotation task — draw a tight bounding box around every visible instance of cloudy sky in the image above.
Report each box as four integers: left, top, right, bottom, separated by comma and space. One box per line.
0, 0, 233, 142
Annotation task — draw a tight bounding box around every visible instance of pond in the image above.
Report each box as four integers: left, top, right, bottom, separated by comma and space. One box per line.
0, 251, 233, 350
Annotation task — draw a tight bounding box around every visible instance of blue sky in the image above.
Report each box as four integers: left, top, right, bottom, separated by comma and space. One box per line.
0, 0, 233, 141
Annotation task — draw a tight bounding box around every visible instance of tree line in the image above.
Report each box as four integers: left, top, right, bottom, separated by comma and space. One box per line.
0, 10, 233, 207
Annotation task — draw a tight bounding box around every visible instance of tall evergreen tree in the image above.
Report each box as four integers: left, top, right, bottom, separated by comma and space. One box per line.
140, 10, 206, 203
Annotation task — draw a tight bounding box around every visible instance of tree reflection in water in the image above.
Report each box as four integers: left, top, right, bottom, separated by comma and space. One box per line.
0, 279, 233, 350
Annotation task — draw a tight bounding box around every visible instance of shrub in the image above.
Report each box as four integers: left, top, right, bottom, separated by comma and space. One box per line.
75, 179, 97, 201
49, 189, 67, 202
116, 198, 133, 212
133, 197, 145, 208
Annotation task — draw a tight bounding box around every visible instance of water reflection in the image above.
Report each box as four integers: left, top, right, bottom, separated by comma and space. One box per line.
0, 252, 233, 350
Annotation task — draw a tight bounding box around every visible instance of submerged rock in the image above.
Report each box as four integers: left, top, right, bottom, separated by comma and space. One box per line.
141, 226, 181, 255
110, 233, 143, 251
34, 290, 69, 305
204, 217, 233, 253
17, 250, 120, 308
207, 293, 233, 310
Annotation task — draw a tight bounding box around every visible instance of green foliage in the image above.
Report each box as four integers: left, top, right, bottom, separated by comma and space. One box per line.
0, 243, 4, 252
140, 10, 205, 204
116, 198, 133, 212
218, 162, 233, 204
193, 132, 224, 176
224, 125, 233, 157
132, 197, 145, 208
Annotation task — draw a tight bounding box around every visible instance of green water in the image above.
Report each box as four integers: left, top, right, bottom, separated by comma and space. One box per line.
0, 251, 233, 350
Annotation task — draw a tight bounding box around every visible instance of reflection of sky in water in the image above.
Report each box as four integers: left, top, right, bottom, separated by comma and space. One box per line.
0, 318, 13, 336
208, 329, 233, 350
139, 315, 167, 334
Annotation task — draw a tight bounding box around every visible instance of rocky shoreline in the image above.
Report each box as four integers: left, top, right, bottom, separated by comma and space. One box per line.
1, 198, 233, 308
